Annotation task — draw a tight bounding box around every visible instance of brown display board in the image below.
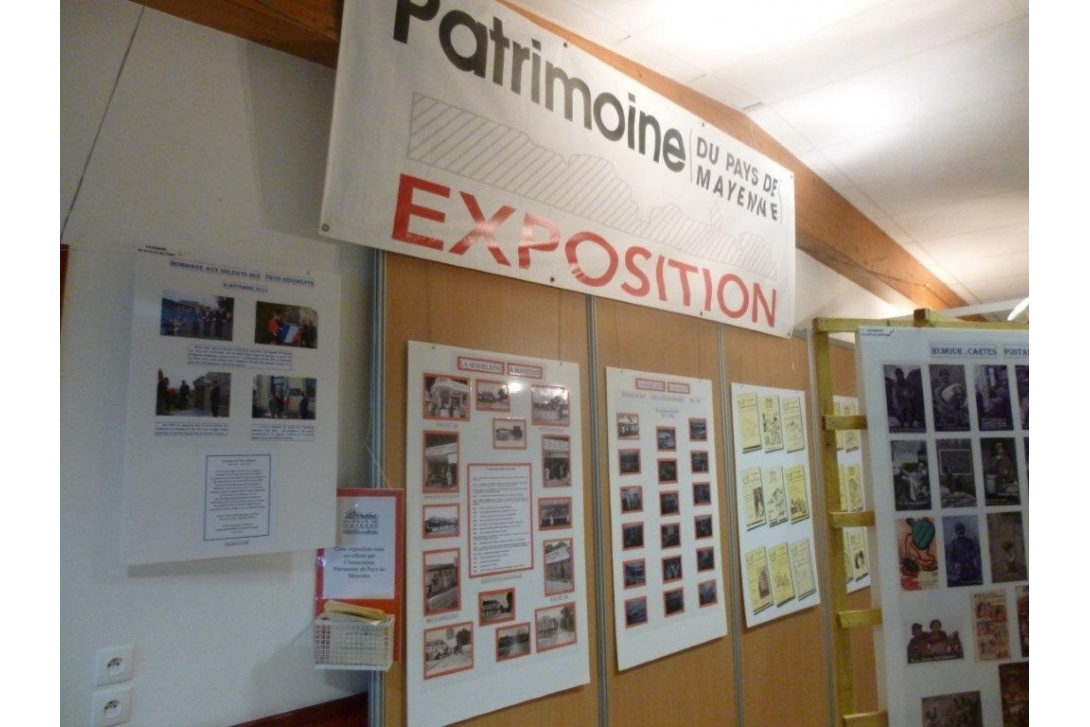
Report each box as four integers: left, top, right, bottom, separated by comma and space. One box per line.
383, 254, 599, 727
380, 255, 869, 726
594, 299, 738, 726
724, 328, 830, 727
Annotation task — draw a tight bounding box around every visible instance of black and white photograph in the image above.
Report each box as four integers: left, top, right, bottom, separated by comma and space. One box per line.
883, 364, 926, 432
255, 300, 318, 348
698, 580, 718, 607
251, 375, 315, 419
656, 426, 677, 450
981, 437, 1020, 506
619, 449, 641, 475
623, 559, 646, 588
936, 439, 976, 508
920, 691, 982, 727
1014, 364, 1028, 430
161, 291, 235, 341
542, 435, 571, 486
692, 482, 711, 506
156, 368, 230, 418
657, 458, 678, 484
690, 450, 709, 474
475, 379, 511, 412
495, 623, 531, 662
535, 604, 577, 652
423, 503, 459, 539
531, 384, 570, 426
662, 555, 682, 583
694, 514, 714, 539
891, 439, 931, 511
538, 497, 572, 530
543, 539, 574, 596
696, 546, 715, 572
478, 588, 515, 625
663, 588, 685, 617
624, 596, 648, 628
422, 431, 459, 493
973, 364, 1014, 431
620, 486, 644, 514
616, 413, 640, 439
622, 522, 645, 550
491, 417, 526, 449
928, 364, 970, 431
659, 490, 680, 516
660, 523, 681, 549
423, 549, 461, 616
942, 515, 983, 587
422, 374, 471, 420
688, 417, 707, 441
423, 622, 473, 679
987, 511, 1027, 583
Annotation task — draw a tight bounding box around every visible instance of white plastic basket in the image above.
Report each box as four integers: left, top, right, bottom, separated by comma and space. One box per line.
312, 616, 395, 671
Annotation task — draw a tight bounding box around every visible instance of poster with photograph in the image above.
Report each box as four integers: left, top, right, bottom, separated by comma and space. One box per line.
605, 368, 728, 671
834, 395, 872, 595
121, 252, 341, 564
856, 326, 1028, 726
406, 342, 589, 727
731, 383, 821, 626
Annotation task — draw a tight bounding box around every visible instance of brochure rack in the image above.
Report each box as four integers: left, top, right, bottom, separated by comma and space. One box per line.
811, 309, 1028, 727
312, 616, 395, 671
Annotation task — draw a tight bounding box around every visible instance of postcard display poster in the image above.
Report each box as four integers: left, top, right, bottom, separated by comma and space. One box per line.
834, 396, 872, 595
605, 369, 728, 670
730, 384, 822, 626
857, 327, 1028, 727
405, 341, 589, 727
120, 252, 341, 564
322, 0, 797, 338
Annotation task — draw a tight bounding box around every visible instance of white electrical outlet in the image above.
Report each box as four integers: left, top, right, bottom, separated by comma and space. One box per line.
91, 685, 132, 727
94, 645, 135, 685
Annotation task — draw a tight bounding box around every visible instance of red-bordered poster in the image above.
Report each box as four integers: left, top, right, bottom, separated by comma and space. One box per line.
405, 341, 588, 727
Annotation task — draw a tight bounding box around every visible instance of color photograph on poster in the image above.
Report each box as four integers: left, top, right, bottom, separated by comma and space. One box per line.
121, 252, 341, 565
605, 368, 728, 671
405, 342, 589, 727
731, 383, 821, 626
857, 326, 1028, 726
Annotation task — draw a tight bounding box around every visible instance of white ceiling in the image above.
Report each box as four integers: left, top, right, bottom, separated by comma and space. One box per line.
511, 0, 1029, 315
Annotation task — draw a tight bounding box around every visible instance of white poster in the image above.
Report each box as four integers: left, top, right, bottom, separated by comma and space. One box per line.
406, 341, 589, 727
120, 251, 341, 564
730, 383, 822, 626
857, 327, 1029, 727
322, 0, 796, 337
605, 369, 728, 670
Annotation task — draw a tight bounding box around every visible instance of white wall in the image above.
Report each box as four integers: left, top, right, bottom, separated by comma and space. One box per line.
59, 3, 909, 726
60, 3, 372, 726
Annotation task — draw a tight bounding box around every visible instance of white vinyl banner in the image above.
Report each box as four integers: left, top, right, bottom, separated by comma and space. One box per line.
321, 0, 796, 337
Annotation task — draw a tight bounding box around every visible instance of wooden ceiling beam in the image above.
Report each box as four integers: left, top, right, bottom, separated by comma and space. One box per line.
135, 0, 967, 313
132, 0, 341, 68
